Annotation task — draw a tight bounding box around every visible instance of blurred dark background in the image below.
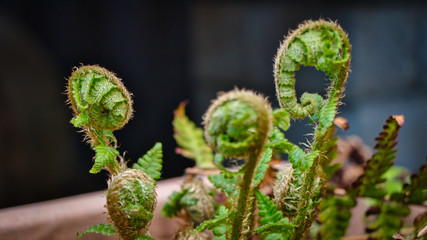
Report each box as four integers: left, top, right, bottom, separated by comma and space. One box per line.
0, 1, 426, 209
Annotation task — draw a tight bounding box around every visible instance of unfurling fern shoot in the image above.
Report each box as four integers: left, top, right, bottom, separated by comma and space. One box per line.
66, 65, 162, 240
203, 89, 273, 240
273, 19, 351, 239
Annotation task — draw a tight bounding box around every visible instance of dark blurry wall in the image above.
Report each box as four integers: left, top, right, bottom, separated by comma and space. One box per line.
0, 1, 426, 208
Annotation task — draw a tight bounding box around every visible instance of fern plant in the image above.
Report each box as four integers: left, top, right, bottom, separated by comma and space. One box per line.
66, 19, 426, 240
66, 65, 163, 240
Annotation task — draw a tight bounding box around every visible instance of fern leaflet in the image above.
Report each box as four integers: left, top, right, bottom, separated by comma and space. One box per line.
90, 144, 119, 174
77, 223, 117, 238
132, 142, 163, 184
252, 148, 272, 187
173, 101, 215, 169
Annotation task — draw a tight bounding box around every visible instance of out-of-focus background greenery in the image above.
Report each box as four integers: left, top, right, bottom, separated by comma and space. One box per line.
0, 1, 426, 208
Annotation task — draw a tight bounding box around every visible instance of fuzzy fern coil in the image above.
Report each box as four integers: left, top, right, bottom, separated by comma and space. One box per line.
67, 65, 133, 131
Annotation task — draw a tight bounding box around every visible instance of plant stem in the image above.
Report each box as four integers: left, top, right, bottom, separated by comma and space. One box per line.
230, 149, 262, 240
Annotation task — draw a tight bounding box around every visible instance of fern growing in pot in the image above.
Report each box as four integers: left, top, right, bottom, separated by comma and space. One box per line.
65, 19, 426, 240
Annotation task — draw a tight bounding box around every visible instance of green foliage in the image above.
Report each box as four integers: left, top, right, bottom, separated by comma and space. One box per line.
90, 144, 119, 174
404, 162, 427, 204
132, 142, 163, 185
288, 146, 320, 172
162, 189, 188, 218
366, 201, 410, 240
273, 109, 291, 131
318, 126, 339, 179
354, 115, 404, 199
318, 195, 356, 240
209, 173, 239, 197
317, 96, 338, 136
254, 190, 294, 239
77, 223, 117, 238
173, 102, 215, 169
197, 205, 232, 239
252, 148, 273, 187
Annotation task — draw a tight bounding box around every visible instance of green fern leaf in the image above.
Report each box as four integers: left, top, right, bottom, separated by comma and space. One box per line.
405, 161, 427, 204
162, 189, 188, 218
197, 205, 231, 237
209, 173, 239, 196
256, 190, 284, 225
289, 146, 320, 172
354, 115, 404, 199
252, 148, 272, 187
173, 101, 215, 169
135, 236, 155, 240
266, 128, 294, 153
317, 96, 338, 136
318, 195, 356, 240
90, 144, 119, 174
132, 142, 163, 184
77, 223, 117, 238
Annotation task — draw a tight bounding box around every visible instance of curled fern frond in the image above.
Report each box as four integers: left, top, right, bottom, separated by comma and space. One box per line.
106, 169, 157, 240
67, 65, 133, 132
203, 89, 272, 158
274, 19, 351, 120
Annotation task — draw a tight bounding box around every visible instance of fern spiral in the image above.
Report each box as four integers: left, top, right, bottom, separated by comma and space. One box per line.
203, 89, 273, 240
106, 169, 157, 240
203, 89, 272, 158
274, 19, 351, 120
67, 65, 133, 132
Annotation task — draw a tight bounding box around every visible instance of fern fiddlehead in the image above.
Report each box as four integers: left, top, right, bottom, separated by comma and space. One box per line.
106, 169, 157, 240
273, 19, 351, 239
203, 89, 273, 240
67, 65, 162, 240
67, 65, 133, 146
274, 19, 350, 123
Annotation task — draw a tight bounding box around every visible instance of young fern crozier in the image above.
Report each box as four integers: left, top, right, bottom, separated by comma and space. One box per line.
273, 19, 351, 239
67, 65, 161, 240
203, 89, 273, 240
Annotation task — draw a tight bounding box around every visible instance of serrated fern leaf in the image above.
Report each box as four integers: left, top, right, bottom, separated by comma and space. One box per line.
162, 189, 188, 218
354, 115, 404, 199
366, 201, 410, 240
288, 146, 320, 172
252, 148, 272, 187
77, 223, 117, 238
132, 142, 163, 184
197, 205, 231, 237
318, 195, 356, 240
404, 161, 427, 204
256, 190, 284, 225
173, 101, 215, 169
209, 173, 239, 196
317, 96, 338, 136
90, 144, 119, 174
266, 128, 294, 153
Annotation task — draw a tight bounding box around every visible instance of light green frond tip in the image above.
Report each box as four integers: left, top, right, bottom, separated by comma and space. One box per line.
132, 142, 163, 185
77, 223, 117, 238
173, 101, 215, 169
90, 144, 119, 174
